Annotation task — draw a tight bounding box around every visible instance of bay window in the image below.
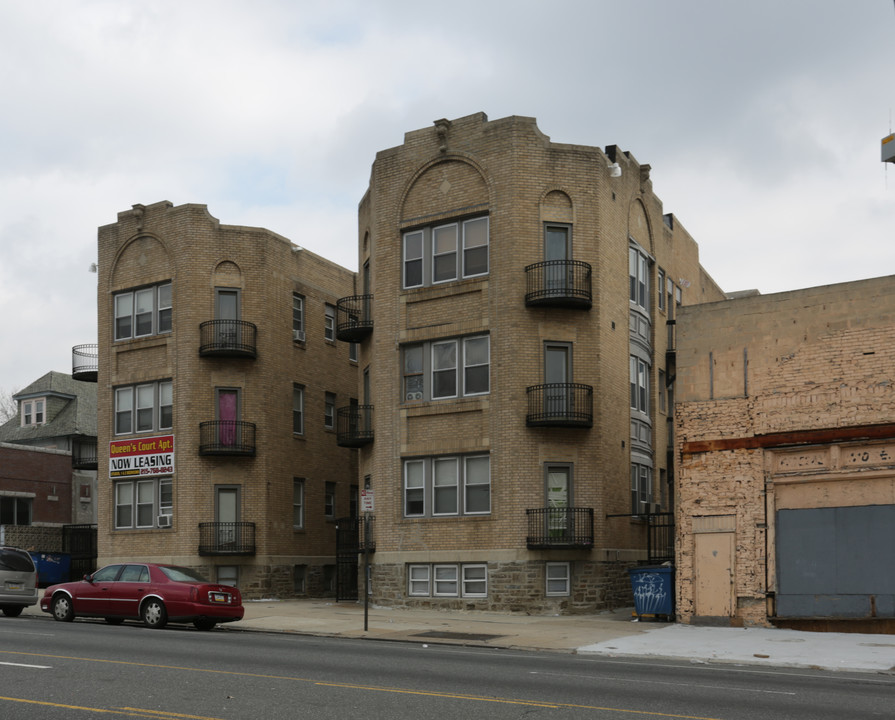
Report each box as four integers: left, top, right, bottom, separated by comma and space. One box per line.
403, 454, 490, 517
403, 335, 489, 402
114, 282, 172, 341
403, 216, 489, 288
114, 380, 173, 435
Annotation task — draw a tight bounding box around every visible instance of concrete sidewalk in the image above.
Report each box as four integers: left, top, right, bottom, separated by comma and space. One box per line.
23, 599, 895, 674
233, 599, 895, 673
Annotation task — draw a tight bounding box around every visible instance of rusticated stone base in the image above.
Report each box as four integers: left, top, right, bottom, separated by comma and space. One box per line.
367, 559, 638, 614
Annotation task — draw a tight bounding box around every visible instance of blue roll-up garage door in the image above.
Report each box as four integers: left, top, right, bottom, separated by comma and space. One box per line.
776, 505, 895, 618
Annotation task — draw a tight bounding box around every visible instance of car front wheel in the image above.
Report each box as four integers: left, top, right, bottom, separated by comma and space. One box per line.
1, 605, 24, 618
52, 595, 75, 622
141, 599, 167, 629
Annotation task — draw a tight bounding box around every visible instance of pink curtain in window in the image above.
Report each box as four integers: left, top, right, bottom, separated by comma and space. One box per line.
219, 392, 237, 446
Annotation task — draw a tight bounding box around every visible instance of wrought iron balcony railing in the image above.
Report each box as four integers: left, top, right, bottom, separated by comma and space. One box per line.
198, 320, 258, 358
524, 260, 592, 309
526, 507, 594, 549
198, 522, 256, 555
335, 294, 373, 342
336, 405, 374, 447
198, 421, 256, 456
526, 383, 593, 427
71, 344, 98, 382
72, 442, 98, 470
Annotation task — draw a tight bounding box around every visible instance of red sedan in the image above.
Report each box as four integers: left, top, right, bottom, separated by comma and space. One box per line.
40, 563, 244, 630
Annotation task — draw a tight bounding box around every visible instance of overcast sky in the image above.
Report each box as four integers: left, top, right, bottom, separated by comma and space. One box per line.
2, 0, 894, 397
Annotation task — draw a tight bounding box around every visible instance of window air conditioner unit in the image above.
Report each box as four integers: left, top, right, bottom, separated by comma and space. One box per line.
293, 329, 305, 342
406, 392, 423, 401
157, 515, 172, 528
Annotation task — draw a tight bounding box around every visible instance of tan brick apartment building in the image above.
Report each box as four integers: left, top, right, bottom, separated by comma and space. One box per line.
95, 201, 358, 597
675, 275, 895, 628
349, 113, 725, 612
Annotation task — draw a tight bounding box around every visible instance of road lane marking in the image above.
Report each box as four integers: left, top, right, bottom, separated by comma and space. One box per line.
316, 681, 723, 718
0, 650, 724, 719
530, 670, 797, 695
0, 696, 225, 719
0, 661, 51, 669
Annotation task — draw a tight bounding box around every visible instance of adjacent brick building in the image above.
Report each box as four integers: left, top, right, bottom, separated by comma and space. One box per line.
349, 113, 725, 612
95, 201, 358, 597
675, 275, 895, 628
0, 371, 97, 526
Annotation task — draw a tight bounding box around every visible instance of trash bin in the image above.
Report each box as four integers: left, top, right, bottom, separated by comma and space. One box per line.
29, 552, 71, 587
628, 565, 674, 619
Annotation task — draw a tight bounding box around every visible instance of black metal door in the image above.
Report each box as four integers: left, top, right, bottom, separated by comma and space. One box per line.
62, 524, 97, 581
335, 517, 359, 601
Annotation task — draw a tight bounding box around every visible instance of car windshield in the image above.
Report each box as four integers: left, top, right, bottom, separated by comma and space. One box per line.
159, 566, 210, 583
0, 549, 35, 573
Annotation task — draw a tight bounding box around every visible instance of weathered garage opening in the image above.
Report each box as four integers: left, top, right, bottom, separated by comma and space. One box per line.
774, 505, 895, 628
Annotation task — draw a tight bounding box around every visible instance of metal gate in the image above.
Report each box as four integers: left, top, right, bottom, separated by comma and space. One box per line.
62, 524, 97, 581
335, 517, 359, 601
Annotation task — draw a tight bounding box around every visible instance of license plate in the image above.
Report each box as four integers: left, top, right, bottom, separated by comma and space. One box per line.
7, 582, 23, 591
209, 592, 228, 604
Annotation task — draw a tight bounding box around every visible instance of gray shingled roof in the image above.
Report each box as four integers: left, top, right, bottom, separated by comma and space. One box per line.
0, 371, 97, 444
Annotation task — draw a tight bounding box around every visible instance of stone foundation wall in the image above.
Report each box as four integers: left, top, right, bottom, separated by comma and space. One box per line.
369, 559, 637, 614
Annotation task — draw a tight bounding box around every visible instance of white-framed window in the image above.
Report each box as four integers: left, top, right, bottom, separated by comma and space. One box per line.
114, 478, 172, 529
292, 294, 305, 340
403, 216, 489, 289
657, 268, 666, 312
630, 356, 649, 415
628, 245, 650, 312
21, 398, 45, 427
658, 370, 667, 413
293, 385, 304, 435
403, 454, 490, 518
408, 564, 430, 596
434, 564, 458, 596
631, 461, 653, 515
402, 335, 489, 402
404, 459, 425, 516
114, 381, 173, 435
324, 304, 335, 342
114, 282, 172, 341
324, 392, 335, 429
546, 562, 570, 596
462, 564, 488, 597
293, 478, 304, 529
324, 481, 335, 517
407, 563, 488, 598
349, 341, 358, 363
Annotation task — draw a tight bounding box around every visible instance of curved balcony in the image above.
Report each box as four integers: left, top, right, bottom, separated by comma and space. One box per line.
198, 421, 256, 456
526, 507, 594, 549
526, 383, 593, 428
198, 522, 256, 556
71, 344, 98, 382
336, 294, 373, 342
524, 260, 592, 309
198, 320, 257, 358
336, 405, 374, 447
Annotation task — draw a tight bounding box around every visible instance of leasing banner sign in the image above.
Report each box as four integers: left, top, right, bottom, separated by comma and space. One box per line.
109, 435, 175, 478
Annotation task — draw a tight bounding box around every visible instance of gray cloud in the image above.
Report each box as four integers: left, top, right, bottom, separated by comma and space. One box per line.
1, 0, 894, 393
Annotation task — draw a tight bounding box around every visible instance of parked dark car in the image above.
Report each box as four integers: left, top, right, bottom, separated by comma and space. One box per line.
0, 547, 39, 617
40, 562, 244, 630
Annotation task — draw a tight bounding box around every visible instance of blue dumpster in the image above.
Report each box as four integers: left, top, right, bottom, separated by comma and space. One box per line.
29, 552, 71, 587
628, 565, 674, 619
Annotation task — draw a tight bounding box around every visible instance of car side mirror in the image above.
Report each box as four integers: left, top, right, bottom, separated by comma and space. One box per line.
84, 573, 94, 583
